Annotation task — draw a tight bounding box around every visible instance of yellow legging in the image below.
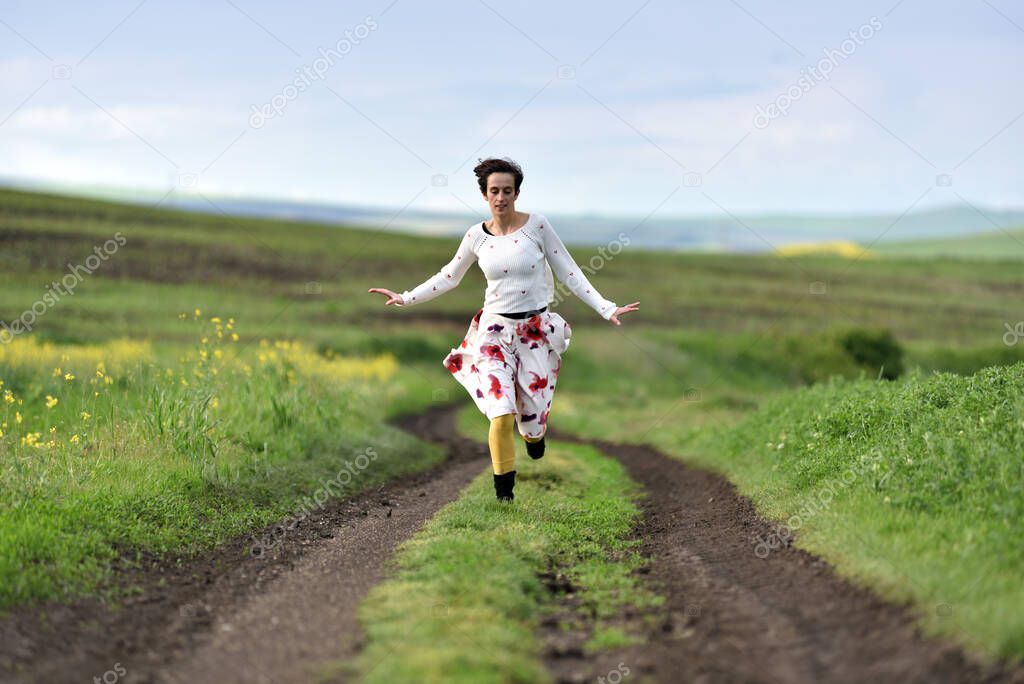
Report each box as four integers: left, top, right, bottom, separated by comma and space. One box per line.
489, 413, 545, 475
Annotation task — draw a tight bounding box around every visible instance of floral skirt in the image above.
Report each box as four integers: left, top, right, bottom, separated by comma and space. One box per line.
441, 307, 572, 439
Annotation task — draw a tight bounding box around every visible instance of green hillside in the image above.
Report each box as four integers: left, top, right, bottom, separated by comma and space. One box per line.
1, 186, 1023, 663
874, 225, 1024, 260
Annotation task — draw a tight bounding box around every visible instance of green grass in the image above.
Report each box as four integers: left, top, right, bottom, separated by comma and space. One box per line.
677, 362, 1024, 660
3, 187, 1023, 347
874, 225, 1024, 260
335, 404, 662, 683
0, 321, 452, 609
3, 185, 1024, 668
547, 327, 1024, 662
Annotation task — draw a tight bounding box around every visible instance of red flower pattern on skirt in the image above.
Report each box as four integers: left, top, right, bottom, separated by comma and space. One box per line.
441, 307, 571, 439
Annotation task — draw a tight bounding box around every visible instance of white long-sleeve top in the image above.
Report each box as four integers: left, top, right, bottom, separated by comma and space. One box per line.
398, 213, 618, 320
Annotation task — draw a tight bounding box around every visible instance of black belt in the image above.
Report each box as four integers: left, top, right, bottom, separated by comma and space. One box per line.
497, 306, 547, 319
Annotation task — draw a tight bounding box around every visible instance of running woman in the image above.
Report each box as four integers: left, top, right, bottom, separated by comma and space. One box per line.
369, 157, 640, 502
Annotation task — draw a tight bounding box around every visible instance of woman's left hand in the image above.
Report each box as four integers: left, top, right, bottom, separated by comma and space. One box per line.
608, 301, 640, 326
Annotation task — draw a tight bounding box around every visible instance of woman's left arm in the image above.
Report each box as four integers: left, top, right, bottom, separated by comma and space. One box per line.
538, 215, 619, 321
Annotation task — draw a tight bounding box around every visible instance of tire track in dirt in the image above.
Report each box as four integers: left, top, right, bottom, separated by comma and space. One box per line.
0, 402, 489, 684
547, 426, 1024, 684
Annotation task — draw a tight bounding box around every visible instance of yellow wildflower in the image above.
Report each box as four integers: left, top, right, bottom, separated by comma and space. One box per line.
80, 411, 91, 421
15, 411, 22, 424
64, 372, 75, 381
70, 434, 80, 444
45, 395, 58, 409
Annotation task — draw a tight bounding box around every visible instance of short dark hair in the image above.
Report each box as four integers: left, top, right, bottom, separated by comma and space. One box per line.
473, 157, 524, 195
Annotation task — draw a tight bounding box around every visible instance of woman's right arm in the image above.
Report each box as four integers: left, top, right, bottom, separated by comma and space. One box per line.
397, 228, 478, 307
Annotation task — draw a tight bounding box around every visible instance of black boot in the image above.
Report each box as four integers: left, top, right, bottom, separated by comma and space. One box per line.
493, 470, 516, 502
525, 436, 545, 460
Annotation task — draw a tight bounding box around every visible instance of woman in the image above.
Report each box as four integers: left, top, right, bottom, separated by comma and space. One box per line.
369, 157, 640, 502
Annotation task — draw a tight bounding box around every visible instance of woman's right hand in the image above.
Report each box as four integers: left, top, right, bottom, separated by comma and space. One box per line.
367, 288, 405, 306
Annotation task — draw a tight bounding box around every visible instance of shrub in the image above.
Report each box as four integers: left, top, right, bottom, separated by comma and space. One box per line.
838, 328, 904, 380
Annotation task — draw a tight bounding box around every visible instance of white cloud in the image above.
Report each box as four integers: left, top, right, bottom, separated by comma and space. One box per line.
10, 106, 125, 138
1, 140, 137, 185
8, 102, 231, 140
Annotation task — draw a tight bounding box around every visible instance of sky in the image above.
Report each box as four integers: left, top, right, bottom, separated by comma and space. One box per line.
1, 0, 1022, 218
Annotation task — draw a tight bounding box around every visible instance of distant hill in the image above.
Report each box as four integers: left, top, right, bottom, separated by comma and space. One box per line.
872, 226, 1024, 260
3, 176, 1024, 254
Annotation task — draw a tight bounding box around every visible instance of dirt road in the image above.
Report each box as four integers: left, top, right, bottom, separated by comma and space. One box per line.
0, 404, 486, 684
2, 403, 1020, 683
546, 427, 1024, 684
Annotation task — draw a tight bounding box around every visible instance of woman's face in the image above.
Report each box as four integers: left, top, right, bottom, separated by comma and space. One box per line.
483, 172, 518, 216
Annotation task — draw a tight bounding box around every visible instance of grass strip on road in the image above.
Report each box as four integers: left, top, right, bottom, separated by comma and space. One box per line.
344, 404, 662, 683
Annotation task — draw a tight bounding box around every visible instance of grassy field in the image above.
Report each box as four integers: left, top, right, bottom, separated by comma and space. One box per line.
0, 318, 450, 607
3, 187, 1023, 347
1, 186, 1023, 665
873, 225, 1024, 260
